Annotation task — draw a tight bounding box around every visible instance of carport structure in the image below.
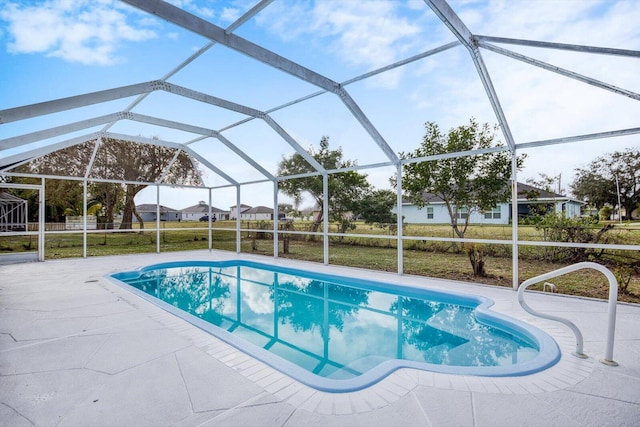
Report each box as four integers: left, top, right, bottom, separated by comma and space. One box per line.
1, 0, 639, 288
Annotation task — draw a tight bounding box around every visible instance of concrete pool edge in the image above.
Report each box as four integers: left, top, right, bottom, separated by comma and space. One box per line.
98, 255, 597, 415
6, 250, 637, 423
107, 258, 565, 393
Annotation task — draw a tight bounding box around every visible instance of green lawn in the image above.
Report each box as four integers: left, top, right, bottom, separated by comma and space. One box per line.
1, 220, 638, 303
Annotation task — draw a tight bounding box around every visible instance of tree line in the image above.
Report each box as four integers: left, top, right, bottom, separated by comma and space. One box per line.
3, 122, 638, 279
4, 137, 201, 229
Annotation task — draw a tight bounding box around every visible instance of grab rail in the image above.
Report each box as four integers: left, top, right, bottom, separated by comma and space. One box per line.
517, 262, 618, 366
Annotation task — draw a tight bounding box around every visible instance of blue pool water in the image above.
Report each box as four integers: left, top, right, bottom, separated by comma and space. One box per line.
110, 260, 560, 392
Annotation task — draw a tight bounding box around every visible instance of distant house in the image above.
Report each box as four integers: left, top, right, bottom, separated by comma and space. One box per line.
241, 205, 274, 220
181, 201, 229, 221
229, 204, 252, 220
298, 207, 321, 222
134, 204, 181, 222
394, 181, 584, 225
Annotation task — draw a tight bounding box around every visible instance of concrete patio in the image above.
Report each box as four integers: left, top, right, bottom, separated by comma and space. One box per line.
1, 251, 639, 426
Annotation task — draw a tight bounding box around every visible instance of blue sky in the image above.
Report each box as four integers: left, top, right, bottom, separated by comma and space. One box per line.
1, 0, 639, 210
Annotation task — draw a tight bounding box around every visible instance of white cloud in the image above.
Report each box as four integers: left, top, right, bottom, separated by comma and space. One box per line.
220, 7, 242, 24
166, 0, 215, 19
0, 0, 157, 65
256, 1, 423, 87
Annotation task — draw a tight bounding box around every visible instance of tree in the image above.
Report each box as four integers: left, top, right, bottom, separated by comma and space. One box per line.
14, 137, 202, 230
89, 182, 124, 229
272, 279, 370, 334
398, 119, 523, 276
526, 172, 564, 195
357, 189, 397, 228
94, 138, 202, 230
277, 137, 370, 234
277, 203, 293, 218
399, 119, 520, 239
571, 148, 640, 219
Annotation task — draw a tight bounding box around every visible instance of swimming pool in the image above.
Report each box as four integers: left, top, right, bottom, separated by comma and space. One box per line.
110, 260, 560, 392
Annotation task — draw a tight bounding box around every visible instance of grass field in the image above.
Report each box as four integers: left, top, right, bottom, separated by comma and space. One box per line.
1, 220, 638, 303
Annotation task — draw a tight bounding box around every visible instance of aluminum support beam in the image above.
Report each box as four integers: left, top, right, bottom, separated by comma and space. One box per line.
424, 0, 473, 47
401, 145, 508, 165
236, 186, 241, 253
219, 42, 461, 134
108, 42, 215, 127
468, 49, 516, 149
396, 164, 404, 275
39, 178, 45, 261
2, 170, 206, 188
273, 181, 279, 258
104, 132, 238, 185
0, 113, 119, 150
162, 82, 265, 117
1, 81, 309, 182
335, 87, 399, 164
424, 0, 515, 150
156, 185, 161, 254
0, 82, 155, 124
214, 133, 275, 180
480, 42, 640, 101
0, 133, 101, 169
323, 173, 329, 265
125, 112, 274, 180
158, 149, 182, 184
84, 137, 102, 179
475, 35, 640, 58
180, 145, 238, 186
511, 153, 519, 291
342, 42, 460, 86
122, 0, 398, 165
104, 0, 274, 128
261, 115, 325, 172
208, 188, 213, 251
83, 180, 87, 258
0, 80, 263, 126
122, 0, 340, 93
517, 127, 640, 150
0, 183, 42, 190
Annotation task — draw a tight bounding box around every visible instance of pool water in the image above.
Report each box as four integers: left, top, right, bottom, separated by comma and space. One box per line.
111, 260, 560, 391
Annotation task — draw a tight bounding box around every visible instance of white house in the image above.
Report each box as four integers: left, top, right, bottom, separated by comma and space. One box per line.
394, 182, 584, 225
229, 204, 252, 220
134, 204, 181, 222
181, 201, 229, 221
240, 205, 274, 220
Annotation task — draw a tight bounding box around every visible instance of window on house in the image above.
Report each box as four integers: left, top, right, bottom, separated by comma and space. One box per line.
484, 207, 501, 219
427, 207, 434, 219
454, 207, 468, 220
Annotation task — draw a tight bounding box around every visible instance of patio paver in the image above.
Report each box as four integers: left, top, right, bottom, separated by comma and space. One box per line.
1, 251, 639, 426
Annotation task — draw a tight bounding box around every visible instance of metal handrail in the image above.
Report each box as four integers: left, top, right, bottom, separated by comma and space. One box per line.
517, 262, 618, 366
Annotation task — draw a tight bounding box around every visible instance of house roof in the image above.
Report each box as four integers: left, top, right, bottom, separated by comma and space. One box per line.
135, 204, 179, 213
243, 206, 273, 214
181, 203, 227, 213
0, 192, 26, 203
403, 181, 580, 205
230, 204, 252, 212
514, 181, 564, 199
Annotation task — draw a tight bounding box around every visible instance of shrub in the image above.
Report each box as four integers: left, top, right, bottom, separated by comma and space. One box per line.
534, 212, 613, 262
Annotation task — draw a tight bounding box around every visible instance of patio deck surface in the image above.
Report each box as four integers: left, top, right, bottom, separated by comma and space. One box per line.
1, 250, 639, 426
